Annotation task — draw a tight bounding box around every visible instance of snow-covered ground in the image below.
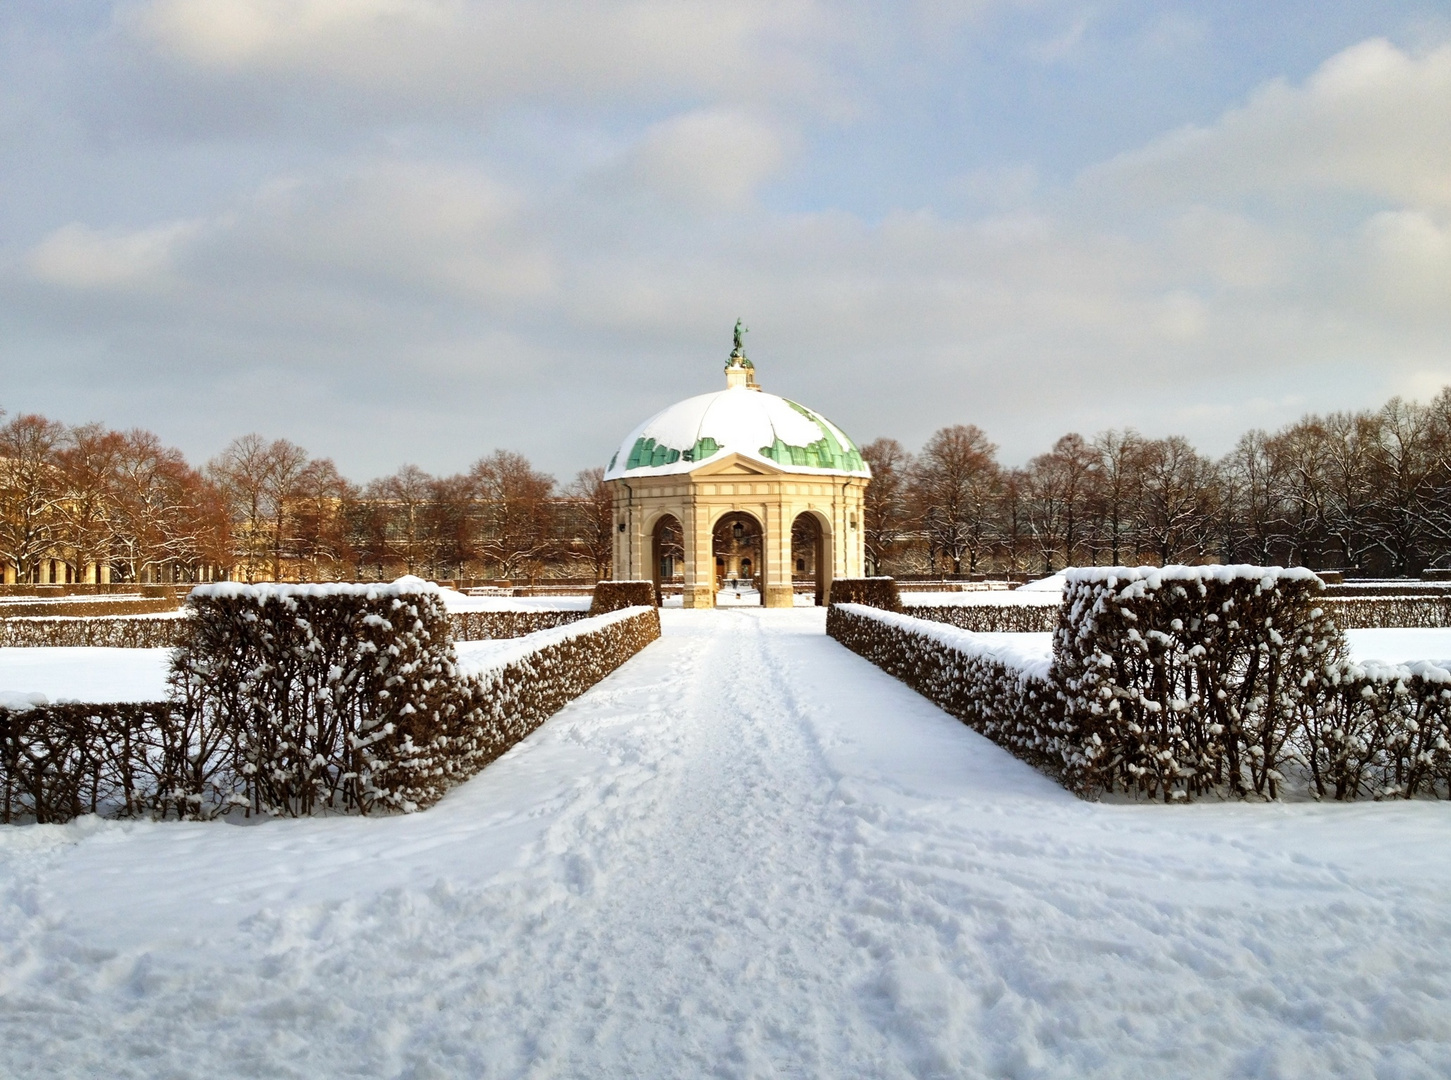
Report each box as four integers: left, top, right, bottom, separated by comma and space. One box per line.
3, 609, 1450, 1078
1343, 627, 1451, 664
0, 646, 173, 704
5, 626, 1450, 707
441, 589, 592, 612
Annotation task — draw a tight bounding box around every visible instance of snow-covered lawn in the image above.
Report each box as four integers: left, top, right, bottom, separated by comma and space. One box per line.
1343, 627, 1451, 664
0, 646, 173, 703
3, 609, 1451, 1078
440, 589, 592, 612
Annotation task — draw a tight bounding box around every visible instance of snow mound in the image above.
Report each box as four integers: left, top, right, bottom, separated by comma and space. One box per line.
1015, 573, 1066, 593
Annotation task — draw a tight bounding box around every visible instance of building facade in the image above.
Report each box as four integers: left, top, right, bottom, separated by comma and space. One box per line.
605, 332, 871, 607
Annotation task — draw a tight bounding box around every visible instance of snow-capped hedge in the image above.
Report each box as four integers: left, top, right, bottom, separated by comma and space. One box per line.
590, 580, 658, 613
0, 701, 199, 824
1303, 659, 1451, 800
826, 604, 1063, 776
0, 612, 191, 649
447, 609, 589, 641
901, 603, 1059, 634
1320, 595, 1451, 629
1, 579, 660, 823
1055, 565, 1339, 799
0, 597, 179, 619
832, 565, 1451, 802
447, 606, 660, 779
826, 578, 903, 612
176, 577, 465, 815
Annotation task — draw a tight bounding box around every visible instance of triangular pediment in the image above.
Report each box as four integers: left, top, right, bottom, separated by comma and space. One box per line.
690, 452, 782, 477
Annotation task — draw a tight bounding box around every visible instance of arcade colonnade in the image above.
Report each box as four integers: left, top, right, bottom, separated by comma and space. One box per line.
612, 463, 867, 607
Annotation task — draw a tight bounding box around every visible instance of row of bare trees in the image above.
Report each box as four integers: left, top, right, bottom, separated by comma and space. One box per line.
208, 436, 614, 583
8, 384, 1451, 585
864, 388, 1451, 578
0, 409, 614, 584
0, 414, 229, 583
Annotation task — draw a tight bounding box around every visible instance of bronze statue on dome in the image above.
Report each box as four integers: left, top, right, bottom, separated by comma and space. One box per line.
731, 318, 748, 358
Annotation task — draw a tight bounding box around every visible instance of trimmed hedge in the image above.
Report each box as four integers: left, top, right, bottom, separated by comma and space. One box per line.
1055, 566, 1338, 800
1322, 595, 1451, 629
0, 598, 180, 619
0, 702, 209, 824
1, 580, 661, 823
0, 614, 191, 649
447, 610, 589, 641
832, 565, 1451, 802
0, 606, 593, 649
904, 591, 1451, 634
590, 580, 658, 613
826, 577, 903, 612
828, 604, 1063, 777
902, 603, 1059, 634
450, 607, 660, 777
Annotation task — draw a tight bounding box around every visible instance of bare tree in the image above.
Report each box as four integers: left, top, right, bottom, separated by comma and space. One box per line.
911, 425, 1001, 575
1088, 430, 1144, 566
290, 459, 356, 580
56, 423, 123, 582
209, 435, 310, 580
860, 438, 913, 576
1024, 433, 1098, 573
1366, 398, 1436, 575
0, 413, 66, 582
1137, 436, 1221, 565
563, 466, 614, 581
470, 451, 557, 580
111, 430, 198, 582
368, 465, 433, 575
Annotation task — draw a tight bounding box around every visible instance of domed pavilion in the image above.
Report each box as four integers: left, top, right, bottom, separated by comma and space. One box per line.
605, 325, 871, 607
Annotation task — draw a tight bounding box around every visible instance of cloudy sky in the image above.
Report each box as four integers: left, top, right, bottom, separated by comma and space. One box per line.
2, 1, 1449, 480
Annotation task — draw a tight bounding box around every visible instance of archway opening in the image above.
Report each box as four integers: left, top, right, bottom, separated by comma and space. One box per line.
651, 514, 684, 603
712, 511, 763, 606
791, 512, 828, 606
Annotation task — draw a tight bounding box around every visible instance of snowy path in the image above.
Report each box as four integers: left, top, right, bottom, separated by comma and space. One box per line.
4, 610, 1451, 1078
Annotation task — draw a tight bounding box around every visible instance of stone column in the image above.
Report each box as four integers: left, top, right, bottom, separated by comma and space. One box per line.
763, 496, 793, 608
682, 498, 715, 608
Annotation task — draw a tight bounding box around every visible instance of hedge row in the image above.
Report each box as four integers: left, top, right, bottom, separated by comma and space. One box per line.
827, 605, 1063, 775
825, 577, 903, 612
0, 598, 180, 619
0, 702, 200, 823
1320, 595, 1451, 629
899, 591, 1451, 633
831, 568, 1451, 802
590, 579, 659, 613
0, 603, 594, 649
446, 610, 589, 641
901, 603, 1059, 634
0, 614, 192, 649
1, 580, 660, 823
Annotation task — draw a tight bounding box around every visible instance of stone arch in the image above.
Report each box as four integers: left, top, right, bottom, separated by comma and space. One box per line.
711, 509, 765, 606
791, 509, 833, 606
649, 512, 684, 601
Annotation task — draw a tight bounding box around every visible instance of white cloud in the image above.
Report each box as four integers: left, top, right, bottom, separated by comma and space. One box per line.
25, 220, 195, 290
1362, 209, 1451, 311
624, 110, 788, 211
1086, 38, 1451, 208
121, 0, 828, 112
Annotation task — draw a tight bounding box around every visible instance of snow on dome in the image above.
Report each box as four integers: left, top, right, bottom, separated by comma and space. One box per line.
605, 386, 870, 480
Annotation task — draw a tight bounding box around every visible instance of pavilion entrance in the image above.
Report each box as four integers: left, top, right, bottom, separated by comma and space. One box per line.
651, 515, 684, 602
712, 512, 763, 605
791, 512, 828, 606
